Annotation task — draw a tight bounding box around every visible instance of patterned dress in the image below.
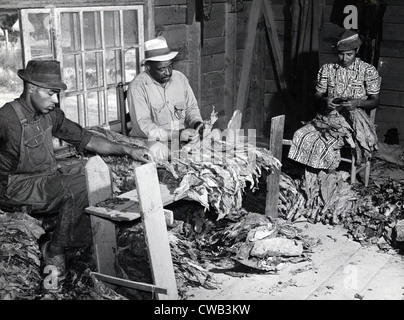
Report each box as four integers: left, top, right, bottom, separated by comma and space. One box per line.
288, 58, 381, 170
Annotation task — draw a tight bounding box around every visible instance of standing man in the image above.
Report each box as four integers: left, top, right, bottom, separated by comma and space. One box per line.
127, 36, 203, 145
0, 60, 152, 276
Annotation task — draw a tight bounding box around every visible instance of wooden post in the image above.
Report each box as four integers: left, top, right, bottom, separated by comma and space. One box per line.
85, 156, 117, 277
134, 163, 178, 300
263, 0, 295, 123
235, 0, 263, 117
265, 115, 285, 220
224, 0, 237, 124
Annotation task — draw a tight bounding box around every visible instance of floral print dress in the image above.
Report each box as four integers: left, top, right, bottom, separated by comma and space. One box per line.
288, 58, 381, 170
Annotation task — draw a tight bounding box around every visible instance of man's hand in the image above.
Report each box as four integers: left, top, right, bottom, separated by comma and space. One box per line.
127, 147, 154, 163
180, 128, 200, 143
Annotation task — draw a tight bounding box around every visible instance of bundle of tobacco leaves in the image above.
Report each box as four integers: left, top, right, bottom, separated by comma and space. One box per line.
89, 125, 281, 220
173, 208, 318, 275
0, 211, 45, 300
279, 170, 358, 225
165, 141, 281, 220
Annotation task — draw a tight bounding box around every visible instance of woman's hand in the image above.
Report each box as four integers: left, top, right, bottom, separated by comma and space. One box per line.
340, 99, 360, 111
326, 97, 340, 110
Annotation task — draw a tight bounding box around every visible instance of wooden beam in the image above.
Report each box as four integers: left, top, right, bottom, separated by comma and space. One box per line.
262, 0, 286, 91
235, 0, 263, 116
147, 0, 155, 39
265, 115, 285, 220
263, 0, 295, 119
134, 163, 178, 300
85, 155, 117, 277
224, 0, 237, 123
91, 272, 167, 295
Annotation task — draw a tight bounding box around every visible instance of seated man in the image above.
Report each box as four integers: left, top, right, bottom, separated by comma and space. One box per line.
0, 60, 152, 276
127, 36, 204, 156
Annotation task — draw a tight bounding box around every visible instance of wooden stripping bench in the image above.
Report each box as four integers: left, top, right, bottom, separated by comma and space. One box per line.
84, 155, 182, 300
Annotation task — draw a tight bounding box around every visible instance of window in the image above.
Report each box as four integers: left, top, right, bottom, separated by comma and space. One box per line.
20, 6, 145, 128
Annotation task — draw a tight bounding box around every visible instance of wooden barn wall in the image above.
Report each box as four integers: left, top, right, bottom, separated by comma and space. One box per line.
320, 0, 404, 144
154, 0, 288, 133
376, 0, 404, 145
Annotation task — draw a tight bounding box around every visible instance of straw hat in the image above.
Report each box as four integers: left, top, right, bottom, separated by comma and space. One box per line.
142, 36, 178, 64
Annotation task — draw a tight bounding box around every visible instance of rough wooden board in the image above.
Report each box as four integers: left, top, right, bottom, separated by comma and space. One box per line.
235, 0, 262, 116
265, 115, 285, 219
85, 155, 117, 277
119, 183, 186, 206
85, 206, 141, 222
134, 163, 179, 300
91, 272, 167, 295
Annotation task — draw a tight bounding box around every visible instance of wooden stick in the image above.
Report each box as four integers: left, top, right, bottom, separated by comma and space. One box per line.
91, 272, 167, 294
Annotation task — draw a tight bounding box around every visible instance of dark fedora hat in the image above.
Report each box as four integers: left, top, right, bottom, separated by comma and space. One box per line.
18, 60, 67, 91
333, 29, 362, 52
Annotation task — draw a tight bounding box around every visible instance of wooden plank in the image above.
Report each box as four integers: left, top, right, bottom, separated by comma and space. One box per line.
91, 272, 167, 294
185, 9, 202, 109
85, 155, 117, 277
154, 6, 187, 25
235, 0, 263, 117
201, 37, 226, 56
201, 53, 225, 71
262, 0, 286, 92
265, 115, 285, 220
134, 163, 178, 300
119, 183, 186, 206
85, 205, 141, 222
380, 40, 404, 58
224, 0, 237, 124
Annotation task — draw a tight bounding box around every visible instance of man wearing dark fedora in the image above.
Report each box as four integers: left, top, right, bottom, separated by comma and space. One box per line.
127, 36, 203, 146
0, 60, 152, 276
288, 29, 381, 170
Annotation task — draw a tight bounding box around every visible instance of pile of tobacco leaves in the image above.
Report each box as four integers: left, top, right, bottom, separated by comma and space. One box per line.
114, 204, 320, 300
0, 211, 44, 300
344, 179, 404, 249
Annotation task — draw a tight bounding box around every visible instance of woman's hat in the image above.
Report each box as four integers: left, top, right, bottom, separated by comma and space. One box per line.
142, 36, 178, 64
18, 60, 67, 91
333, 29, 362, 51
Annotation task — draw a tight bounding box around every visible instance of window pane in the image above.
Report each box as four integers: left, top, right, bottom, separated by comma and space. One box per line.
28, 12, 53, 58
106, 49, 122, 85
62, 95, 80, 124
104, 11, 120, 48
63, 54, 83, 91
125, 48, 139, 82
0, 11, 23, 108
87, 91, 104, 126
61, 12, 81, 53
85, 52, 103, 89
107, 87, 118, 122
83, 11, 101, 50
123, 10, 139, 47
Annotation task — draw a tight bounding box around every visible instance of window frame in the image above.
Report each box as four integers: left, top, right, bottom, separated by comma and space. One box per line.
19, 5, 145, 129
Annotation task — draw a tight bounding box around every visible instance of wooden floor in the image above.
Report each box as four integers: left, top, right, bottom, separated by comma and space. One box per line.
185, 223, 404, 300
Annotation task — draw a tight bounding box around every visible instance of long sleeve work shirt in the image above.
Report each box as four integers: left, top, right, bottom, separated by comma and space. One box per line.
127, 70, 202, 141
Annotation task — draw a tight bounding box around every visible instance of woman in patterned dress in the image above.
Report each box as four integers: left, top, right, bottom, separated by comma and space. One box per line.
288, 29, 382, 170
